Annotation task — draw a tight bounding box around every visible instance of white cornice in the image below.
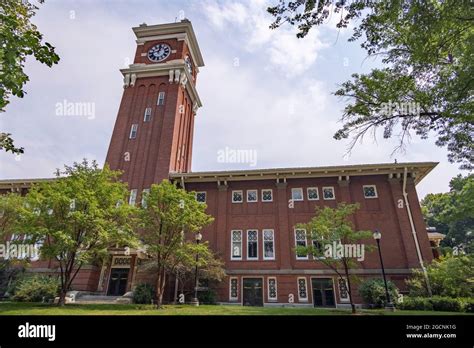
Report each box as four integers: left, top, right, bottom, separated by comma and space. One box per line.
120, 62, 202, 107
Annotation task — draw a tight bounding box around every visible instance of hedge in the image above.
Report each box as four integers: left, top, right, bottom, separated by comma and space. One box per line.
398, 296, 474, 312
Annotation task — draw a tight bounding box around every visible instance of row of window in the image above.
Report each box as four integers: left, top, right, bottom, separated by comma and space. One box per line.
129, 92, 166, 139
231, 229, 275, 260
229, 228, 335, 261
194, 185, 378, 204
229, 277, 349, 302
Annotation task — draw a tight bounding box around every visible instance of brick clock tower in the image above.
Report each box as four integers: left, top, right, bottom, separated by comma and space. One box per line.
105, 20, 204, 201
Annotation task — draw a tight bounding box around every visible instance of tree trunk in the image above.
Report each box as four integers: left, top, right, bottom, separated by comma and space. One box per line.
58, 288, 67, 306
343, 261, 356, 314
155, 268, 166, 308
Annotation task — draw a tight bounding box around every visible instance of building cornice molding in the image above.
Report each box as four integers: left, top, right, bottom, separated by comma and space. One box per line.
170, 162, 438, 186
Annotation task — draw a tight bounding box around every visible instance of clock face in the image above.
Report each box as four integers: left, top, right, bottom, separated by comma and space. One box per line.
148, 44, 171, 62
185, 55, 193, 74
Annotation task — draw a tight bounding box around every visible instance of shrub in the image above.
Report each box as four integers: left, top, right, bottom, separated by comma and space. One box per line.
12, 275, 59, 302
133, 283, 155, 304
398, 296, 468, 312
406, 255, 474, 298
198, 289, 217, 304
359, 278, 399, 308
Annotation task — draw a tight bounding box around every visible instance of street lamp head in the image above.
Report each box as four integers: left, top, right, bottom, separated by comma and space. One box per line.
195, 232, 203, 242
373, 230, 382, 240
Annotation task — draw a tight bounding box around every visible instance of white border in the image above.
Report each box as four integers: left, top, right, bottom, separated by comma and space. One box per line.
229, 277, 238, 301
261, 189, 273, 202
291, 187, 304, 201
297, 277, 308, 302
246, 189, 258, 203
363, 185, 378, 199
322, 186, 336, 200
129, 124, 138, 139
294, 228, 309, 260
231, 190, 243, 203
230, 230, 242, 260
307, 187, 319, 200
262, 229, 275, 260
267, 277, 278, 302
246, 229, 259, 260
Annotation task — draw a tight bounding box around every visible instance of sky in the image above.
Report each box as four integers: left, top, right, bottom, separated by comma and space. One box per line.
0, 0, 466, 199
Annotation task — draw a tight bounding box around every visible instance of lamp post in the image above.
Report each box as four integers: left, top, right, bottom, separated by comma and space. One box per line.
373, 230, 395, 311
190, 232, 202, 306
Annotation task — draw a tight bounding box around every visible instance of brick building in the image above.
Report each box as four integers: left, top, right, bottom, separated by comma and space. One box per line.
0, 20, 439, 307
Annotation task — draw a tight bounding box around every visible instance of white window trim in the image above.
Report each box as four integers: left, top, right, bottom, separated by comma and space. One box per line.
246, 229, 259, 260
231, 230, 242, 260
297, 277, 308, 302
129, 189, 138, 206
246, 189, 258, 203
143, 107, 152, 122
267, 277, 278, 301
229, 277, 238, 301
338, 277, 350, 302
129, 124, 138, 139
261, 189, 273, 202
157, 91, 165, 105
231, 190, 243, 203
141, 188, 150, 207
262, 229, 275, 260
291, 188, 304, 201
363, 185, 378, 199
307, 187, 319, 201
295, 228, 309, 260
322, 186, 336, 200
195, 191, 206, 203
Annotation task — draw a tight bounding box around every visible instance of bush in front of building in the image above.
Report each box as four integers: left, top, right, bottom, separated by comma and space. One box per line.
132, 283, 155, 304
358, 278, 399, 308
11, 275, 59, 302
406, 254, 474, 298
398, 296, 471, 312
197, 289, 217, 304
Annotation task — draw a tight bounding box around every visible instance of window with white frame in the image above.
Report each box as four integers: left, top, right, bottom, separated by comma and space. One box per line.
129, 124, 138, 139
363, 185, 378, 198
129, 189, 138, 206
157, 92, 165, 106
297, 277, 308, 301
246, 189, 258, 202
322, 186, 335, 200
232, 190, 243, 203
338, 278, 349, 302
143, 107, 152, 122
268, 277, 277, 301
141, 188, 150, 207
247, 230, 258, 260
291, 188, 304, 201
231, 230, 242, 260
307, 187, 319, 200
312, 237, 325, 259
263, 229, 275, 260
295, 229, 308, 259
195, 191, 206, 203
262, 189, 273, 202
229, 277, 238, 300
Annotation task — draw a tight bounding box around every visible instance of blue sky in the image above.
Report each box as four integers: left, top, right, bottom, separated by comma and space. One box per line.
0, 0, 464, 198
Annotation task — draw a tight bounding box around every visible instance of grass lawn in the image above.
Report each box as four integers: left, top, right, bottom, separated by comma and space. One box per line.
0, 302, 471, 315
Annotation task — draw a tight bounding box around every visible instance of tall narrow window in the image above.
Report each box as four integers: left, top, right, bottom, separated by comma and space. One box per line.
129, 124, 138, 139
263, 229, 275, 260
229, 278, 238, 300
268, 277, 277, 301
143, 107, 152, 122
129, 189, 138, 206
297, 277, 308, 301
157, 92, 165, 105
295, 229, 308, 260
231, 230, 242, 260
141, 188, 150, 208
338, 278, 349, 302
247, 230, 258, 260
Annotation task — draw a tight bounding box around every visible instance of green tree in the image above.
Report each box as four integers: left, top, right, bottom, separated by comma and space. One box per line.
137, 181, 214, 308
296, 203, 374, 314
268, 0, 473, 169
0, 192, 24, 241
0, 0, 60, 154
406, 254, 474, 298
19, 160, 137, 305
421, 174, 474, 252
